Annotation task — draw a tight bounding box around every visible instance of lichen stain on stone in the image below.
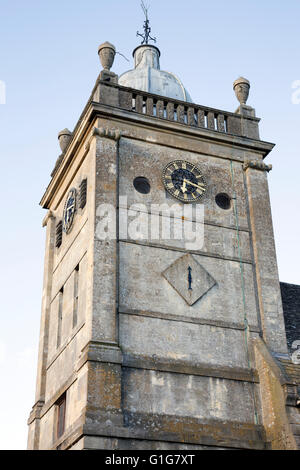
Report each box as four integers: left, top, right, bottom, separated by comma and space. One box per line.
165, 351, 188, 361
208, 378, 226, 419
88, 365, 121, 410
150, 371, 164, 387
102, 183, 115, 191
109, 163, 117, 175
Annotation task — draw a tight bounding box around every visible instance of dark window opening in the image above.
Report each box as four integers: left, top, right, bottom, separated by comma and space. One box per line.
133, 176, 151, 194
56, 393, 66, 440
79, 178, 87, 209
73, 265, 79, 328
55, 221, 63, 248
56, 287, 64, 349
215, 193, 231, 210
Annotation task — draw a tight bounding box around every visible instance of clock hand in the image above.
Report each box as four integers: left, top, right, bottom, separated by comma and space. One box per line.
183, 179, 205, 190
181, 180, 187, 193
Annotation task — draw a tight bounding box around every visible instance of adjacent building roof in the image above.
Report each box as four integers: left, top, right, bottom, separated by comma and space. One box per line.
281, 282, 300, 353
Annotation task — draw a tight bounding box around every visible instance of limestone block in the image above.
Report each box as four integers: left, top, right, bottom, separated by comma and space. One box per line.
69, 438, 85, 450
253, 338, 297, 449
66, 365, 88, 429
122, 368, 257, 424
81, 435, 228, 450
48, 294, 60, 360
45, 326, 87, 401
245, 168, 288, 354
38, 405, 55, 450
120, 314, 250, 369
119, 206, 251, 261
61, 273, 74, 347
92, 136, 119, 344
52, 219, 88, 288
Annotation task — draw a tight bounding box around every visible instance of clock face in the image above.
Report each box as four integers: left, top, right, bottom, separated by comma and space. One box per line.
162, 160, 206, 203
63, 188, 77, 234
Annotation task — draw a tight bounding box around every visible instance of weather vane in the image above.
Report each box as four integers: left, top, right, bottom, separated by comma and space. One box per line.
136, 1, 157, 45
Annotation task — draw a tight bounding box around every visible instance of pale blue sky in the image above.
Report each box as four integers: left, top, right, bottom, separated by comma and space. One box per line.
0, 0, 299, 449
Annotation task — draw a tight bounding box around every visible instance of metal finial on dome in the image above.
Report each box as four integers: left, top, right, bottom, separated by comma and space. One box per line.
136, 1, 156, 45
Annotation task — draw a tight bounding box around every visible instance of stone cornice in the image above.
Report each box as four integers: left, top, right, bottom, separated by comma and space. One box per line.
91, 101, 274, 152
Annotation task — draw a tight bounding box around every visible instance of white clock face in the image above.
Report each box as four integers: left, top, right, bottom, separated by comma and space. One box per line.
63, 188, 76, 233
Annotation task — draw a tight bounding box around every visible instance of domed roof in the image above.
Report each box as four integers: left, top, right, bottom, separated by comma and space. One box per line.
119, 45, 192, 103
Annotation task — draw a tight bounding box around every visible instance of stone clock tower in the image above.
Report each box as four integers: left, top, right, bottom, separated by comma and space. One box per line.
27, 36, 300, 450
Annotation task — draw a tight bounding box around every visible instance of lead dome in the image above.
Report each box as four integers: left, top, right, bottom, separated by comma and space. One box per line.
118, 44, 192, 102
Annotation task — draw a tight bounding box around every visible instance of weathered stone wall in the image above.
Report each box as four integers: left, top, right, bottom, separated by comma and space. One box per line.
117, 136, 263, 447
28, 136, 96, 449
44, 149, 92, 398
287, 407, 300, 448
245, 167, 287, 354
253, 338, 297, 450
122, 369, 256, 422
29, 78, 293, 449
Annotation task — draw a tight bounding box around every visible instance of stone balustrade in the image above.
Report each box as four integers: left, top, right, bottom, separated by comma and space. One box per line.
93, 80, 260, 140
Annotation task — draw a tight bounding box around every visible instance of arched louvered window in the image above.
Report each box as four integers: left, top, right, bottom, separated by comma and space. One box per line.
55, 221, 63, 248
79, 178, 87, 209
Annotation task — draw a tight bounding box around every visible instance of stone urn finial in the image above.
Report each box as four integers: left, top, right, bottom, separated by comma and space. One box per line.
233, 77, 250, 105
58, 128, 72, 153
98, 41, 116, 71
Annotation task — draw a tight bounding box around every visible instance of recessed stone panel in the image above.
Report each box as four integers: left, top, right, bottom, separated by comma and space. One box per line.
120, 314, 250, 369
119, 242, 259, 328
162, 253, 217, 306
122, 368, 257, 424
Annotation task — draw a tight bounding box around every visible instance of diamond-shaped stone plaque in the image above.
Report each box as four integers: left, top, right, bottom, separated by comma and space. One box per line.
162, 254, 217, 306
